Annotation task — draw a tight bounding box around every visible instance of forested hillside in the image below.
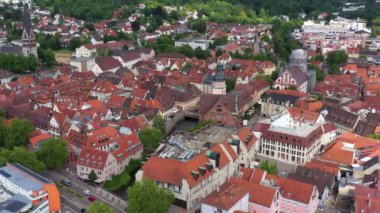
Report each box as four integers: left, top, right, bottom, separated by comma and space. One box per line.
35, 0, 380, 23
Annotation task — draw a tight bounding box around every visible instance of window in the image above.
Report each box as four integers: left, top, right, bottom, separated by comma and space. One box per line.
215, 208, 222, 213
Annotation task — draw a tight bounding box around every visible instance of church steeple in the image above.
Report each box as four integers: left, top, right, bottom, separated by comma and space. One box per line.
22, 3, 37, 57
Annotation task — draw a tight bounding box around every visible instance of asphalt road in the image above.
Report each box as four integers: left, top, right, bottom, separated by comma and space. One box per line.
45, 171, 125, 213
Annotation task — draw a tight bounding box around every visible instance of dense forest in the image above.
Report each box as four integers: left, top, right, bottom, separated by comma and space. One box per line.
34, 0, 380, 23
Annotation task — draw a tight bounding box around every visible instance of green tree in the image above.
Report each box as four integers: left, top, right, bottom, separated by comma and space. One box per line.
36, 138, 69, 170
326, 50, 348, 67
131, 21, 141, 32
5, 119, 34, 149
7, 147, 45, 172
38, 48, 56, 68
178, 44, 194, 58
86, 201, 113, 213
194, 47, 210, 59
260, 160, 278, 175
128, 178, 174, 213
122, 45, 129, 51
0, 121, 7, 146
68, 37, 82, 51
89, 170, 98, 182
326, 50, 348, 74
153, 115, 166, 135
138, 128, 163, 150
216, 48, 224, 57
211, 36, 228, 49
97, 47, 113, 56
287, 85, 298, 90
255, 74, 273, 84
190, 19, 207, 33
0, 108, 6, 119
226, 78, 237, 92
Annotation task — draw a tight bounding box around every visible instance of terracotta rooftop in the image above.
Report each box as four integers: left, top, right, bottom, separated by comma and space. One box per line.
202, 182, 249, 210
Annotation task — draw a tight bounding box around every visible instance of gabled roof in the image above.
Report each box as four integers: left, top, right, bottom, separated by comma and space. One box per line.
264, 174, 317, 204
141, 143, 237, 188
95, 57, 122, 71
202, 182, 249, 210
29, 133, 52, 146
287, 166, 335, 199
76, 148, 110, 170
323, 106, 359, 129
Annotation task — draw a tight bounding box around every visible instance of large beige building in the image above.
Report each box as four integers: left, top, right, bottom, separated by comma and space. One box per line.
253, 107, 337, 165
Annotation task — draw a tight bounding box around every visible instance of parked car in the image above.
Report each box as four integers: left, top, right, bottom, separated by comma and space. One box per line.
82, 189, 91, 195
88, 196, 97, 202
61, 179, 71, 187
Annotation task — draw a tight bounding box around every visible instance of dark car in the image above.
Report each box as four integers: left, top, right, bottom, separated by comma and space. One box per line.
88, 196, 97, 202
61, 179, 72, 187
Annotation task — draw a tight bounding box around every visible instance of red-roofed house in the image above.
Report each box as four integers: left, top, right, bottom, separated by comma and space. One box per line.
29, 133, 53, 149
227, 127, 258, 168
76, 133, 143, 182
136, 142, 239, 212
76, 148, 115, 182
355, 185, 380, 213
92, 57, 122, 76
90, 80, 117, 100
201, 182, 249, 213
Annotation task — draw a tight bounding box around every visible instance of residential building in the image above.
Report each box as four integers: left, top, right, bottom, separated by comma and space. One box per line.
92, 57, 122, 76
136, 142, 239, 212
201, 182, 249, 213
226, 127, 258, 168
321, 106, 363, 133
76, 133, 143, 182
260, 90, 307, 117
274, 66, 308, 92
287, 166, 337, 208
0, 163, 61, 213
174, 38, 213, 50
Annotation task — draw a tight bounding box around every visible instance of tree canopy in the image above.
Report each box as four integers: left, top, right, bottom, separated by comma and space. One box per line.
0, 54, 38, 73
153, 115, 166, 135
86, 201, 113, 213
89, 170, 98, 182
36, 138, 69, 170
138, 128, 163, 150
0, 147, 45, 172
127, 178, 174, 213
4, 119, 34, 149
260, 160, 278, 175
326, 50, 348, 75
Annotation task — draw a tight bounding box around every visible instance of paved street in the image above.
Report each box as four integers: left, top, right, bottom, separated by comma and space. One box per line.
44, 170, 126, 213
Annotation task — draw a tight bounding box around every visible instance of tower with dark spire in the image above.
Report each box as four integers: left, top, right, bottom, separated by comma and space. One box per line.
211, 64, 227, 94
21, 4, 37, 57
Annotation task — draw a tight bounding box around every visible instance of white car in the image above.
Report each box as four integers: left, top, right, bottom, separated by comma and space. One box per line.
82, 190, 91, 195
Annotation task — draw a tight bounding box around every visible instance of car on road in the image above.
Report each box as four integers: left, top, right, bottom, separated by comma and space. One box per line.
61, 179, 72, 187
82, 190, 91, 195
88, 196, 97, 202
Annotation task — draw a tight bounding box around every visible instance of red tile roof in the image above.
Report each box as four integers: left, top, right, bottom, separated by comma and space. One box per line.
142, 143, 237, 188
202, 182, 249, 210
264, 174, 317, 204
355, 185, 380, 213
29, 133, 52, 146
95, 57, 122, 71
76, 148, 110, 170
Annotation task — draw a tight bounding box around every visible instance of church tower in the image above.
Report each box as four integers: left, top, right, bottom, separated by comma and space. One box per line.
211, 64, 227, 95
21, 4, 37, 57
